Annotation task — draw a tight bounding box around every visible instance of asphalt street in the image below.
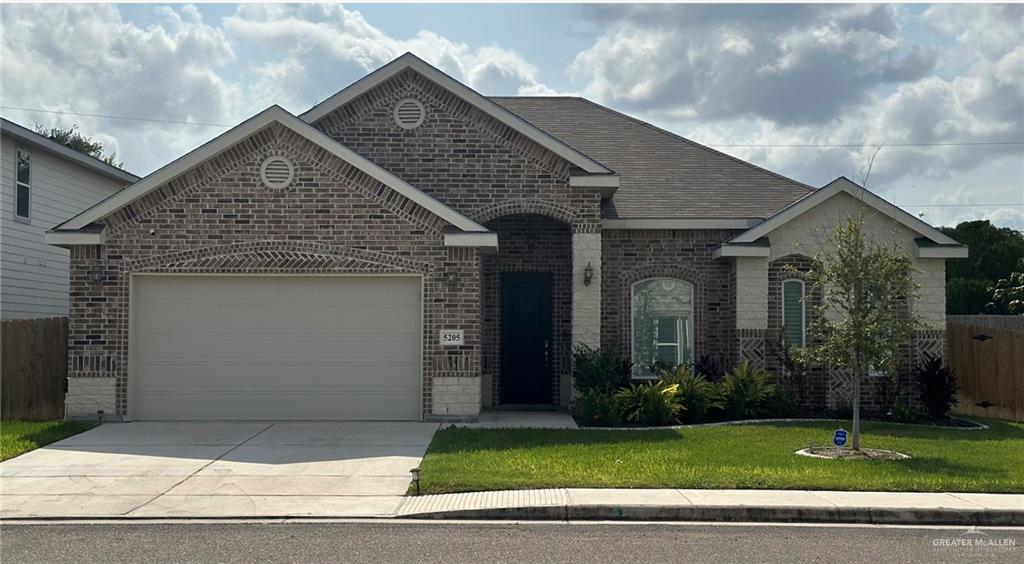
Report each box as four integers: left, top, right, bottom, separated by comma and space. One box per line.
1, 520, 1020, 563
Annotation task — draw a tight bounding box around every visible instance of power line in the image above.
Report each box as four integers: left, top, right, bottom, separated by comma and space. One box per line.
898, 203, 1024, 207
0, 106, 233, 128
713, 141, 1024, 147
3, 105, 1024, 148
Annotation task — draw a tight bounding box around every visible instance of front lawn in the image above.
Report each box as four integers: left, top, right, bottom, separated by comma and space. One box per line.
416, 419, 1024, 494
1, 420, 97, 461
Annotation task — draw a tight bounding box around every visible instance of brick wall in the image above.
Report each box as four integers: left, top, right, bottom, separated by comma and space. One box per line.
67, 123, 482, 419
601, 229, 740, 372
310, 68, 603, 232
481, 215, 572, 406
765, 254, 826, 411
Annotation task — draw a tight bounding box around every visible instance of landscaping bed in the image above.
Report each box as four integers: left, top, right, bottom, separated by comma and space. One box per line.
415, 419, 1024, 495
1, 420, 97, 461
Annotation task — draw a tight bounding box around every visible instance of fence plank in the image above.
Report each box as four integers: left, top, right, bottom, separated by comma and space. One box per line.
1, 317, 68, 420
947, 316, 1024, 422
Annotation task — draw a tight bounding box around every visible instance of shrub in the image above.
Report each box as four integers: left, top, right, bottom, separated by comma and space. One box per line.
916, 353, 959, 420
757, 387, 796, 418
574, 390, 623, 427
572, 345, 622, 394
616, 381, 682, 426
889, 401, 918, 423
659, 365, 720, 423
691, 354, 725, 382
718, 361, 775, 419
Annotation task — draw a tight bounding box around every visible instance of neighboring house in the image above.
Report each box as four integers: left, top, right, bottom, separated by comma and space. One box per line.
46, 54, 966, 421
1, 118, 138, 319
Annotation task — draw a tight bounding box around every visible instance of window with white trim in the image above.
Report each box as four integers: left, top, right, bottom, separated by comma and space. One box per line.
632, 278, 694, 376
782, 279, 805, 347
15, 149, 30, 221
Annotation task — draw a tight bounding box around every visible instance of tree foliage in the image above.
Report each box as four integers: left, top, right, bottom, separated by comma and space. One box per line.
988, 259, 1024, 315
35, 124, 123, 169
939, 221, 1024, 314
797, 214, 921, 449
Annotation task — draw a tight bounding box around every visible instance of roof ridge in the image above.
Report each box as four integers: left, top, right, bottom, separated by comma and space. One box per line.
1, 117, 140, 182
571, 98, 815, 193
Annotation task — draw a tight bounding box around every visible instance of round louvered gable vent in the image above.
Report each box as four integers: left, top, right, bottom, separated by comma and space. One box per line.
394, 98, 426, 130
260, 156, 294, 189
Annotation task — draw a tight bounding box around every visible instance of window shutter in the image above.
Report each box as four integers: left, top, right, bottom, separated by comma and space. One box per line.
782, 280, 805, 346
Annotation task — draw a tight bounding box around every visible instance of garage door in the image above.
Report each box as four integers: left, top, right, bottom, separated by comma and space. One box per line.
130, 275, 421, 420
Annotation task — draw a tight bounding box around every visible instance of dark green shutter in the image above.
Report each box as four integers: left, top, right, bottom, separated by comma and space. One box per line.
782, 280, 805, 346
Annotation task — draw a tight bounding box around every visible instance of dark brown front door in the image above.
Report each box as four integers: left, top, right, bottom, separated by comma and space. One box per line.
500, 272, 553, 404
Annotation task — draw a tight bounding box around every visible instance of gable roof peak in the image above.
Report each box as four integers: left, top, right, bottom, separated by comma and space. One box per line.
299, 54, 613, 175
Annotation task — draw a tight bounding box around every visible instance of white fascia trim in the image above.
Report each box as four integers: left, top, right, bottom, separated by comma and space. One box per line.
917, 245, 969, 259
729, 177, 960, 246
443, 232, 499, 248
45, 230, 106, 247
569, 174, 619, 188
1, 118, 140, 184
712, 245, 771, 259
603, 218, 762, 230
300, 53, 612, 175
56, 106, 488, 234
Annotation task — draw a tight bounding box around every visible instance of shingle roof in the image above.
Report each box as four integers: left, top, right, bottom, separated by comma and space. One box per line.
490, 97, 814, 220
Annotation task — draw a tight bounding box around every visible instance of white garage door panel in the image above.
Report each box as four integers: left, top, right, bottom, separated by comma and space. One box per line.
131, 275, 422, 421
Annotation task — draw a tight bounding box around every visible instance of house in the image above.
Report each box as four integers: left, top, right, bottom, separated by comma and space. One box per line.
45, 54, 966, 421
2, 118, 138, 319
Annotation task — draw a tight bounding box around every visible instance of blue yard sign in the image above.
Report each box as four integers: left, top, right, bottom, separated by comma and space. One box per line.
833, 428, 848, 447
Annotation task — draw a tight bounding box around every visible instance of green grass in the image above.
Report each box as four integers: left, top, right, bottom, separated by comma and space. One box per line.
1, 420, 97, 461
416, 419, 1024, 494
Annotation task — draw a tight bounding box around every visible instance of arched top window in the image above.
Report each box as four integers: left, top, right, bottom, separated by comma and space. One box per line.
631, 278, 694, 377
782, 278, 806, 347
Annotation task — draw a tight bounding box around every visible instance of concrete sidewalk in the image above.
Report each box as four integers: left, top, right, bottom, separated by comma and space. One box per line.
396, 488, 1024, 526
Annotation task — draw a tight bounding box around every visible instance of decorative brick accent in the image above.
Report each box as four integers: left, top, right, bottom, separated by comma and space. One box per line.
601, 229, 740, 370
737, 328, 766, 371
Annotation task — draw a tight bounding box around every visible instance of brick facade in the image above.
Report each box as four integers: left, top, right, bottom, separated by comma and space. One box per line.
601, 229, 740, 370
66, 123, 483, 419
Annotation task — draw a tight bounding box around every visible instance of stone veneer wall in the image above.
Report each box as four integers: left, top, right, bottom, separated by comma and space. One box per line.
480, 215, 572, 407
66, 123, 482, 420
601, 229, 740, 371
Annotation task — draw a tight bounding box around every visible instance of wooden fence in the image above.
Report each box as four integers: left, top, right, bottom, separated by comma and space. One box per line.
1, 317, 68, 420
947, 315, 1024, 422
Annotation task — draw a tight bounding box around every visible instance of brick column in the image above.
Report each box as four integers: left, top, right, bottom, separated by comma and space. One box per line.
569, 231, 601, 405
735, 256, 768, 370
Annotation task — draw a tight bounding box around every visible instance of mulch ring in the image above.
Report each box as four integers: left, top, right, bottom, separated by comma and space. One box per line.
795, 447, 912, 460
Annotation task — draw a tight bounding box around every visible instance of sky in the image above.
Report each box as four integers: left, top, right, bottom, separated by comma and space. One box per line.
2, 2, 1022, 229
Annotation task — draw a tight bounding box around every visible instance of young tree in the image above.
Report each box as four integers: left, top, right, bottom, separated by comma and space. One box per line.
799, 214, 921, 450
34, 124, 123, 168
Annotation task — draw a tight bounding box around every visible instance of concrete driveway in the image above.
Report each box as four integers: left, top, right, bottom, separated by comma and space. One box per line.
0, 421, 438, 518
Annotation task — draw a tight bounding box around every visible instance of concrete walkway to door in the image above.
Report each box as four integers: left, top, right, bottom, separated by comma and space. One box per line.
0, 421, 438, 519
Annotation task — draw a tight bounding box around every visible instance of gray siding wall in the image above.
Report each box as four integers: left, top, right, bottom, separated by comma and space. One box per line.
1, 132, 126, 319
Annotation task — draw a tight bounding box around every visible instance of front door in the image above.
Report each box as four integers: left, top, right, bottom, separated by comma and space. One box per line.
500, 272, 553, 404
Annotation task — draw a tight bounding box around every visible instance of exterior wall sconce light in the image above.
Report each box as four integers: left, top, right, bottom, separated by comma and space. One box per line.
583, 262, 594, 286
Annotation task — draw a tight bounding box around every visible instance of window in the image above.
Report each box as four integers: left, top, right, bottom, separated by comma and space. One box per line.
632, 278, 694, 376
782, 279, 805, 347
15, 150, 30, 221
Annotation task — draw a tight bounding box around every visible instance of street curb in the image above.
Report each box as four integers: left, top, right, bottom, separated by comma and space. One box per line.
395, 505, 1024, 526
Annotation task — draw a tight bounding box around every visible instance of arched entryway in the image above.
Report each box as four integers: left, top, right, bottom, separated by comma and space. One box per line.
481, 214, 573, 407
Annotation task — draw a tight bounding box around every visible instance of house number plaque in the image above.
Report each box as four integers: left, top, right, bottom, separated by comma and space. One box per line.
439, 330, 464, 347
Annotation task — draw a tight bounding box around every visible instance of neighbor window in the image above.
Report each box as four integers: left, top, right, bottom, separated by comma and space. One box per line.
782, 279, 805, 347
15, 149, 30, 221
632, 278, 694, 376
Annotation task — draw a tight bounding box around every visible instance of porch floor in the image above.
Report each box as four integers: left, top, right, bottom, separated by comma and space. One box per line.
445, 410, 578, 429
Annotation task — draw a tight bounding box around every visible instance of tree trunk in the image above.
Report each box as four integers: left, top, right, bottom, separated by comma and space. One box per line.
852, 351, 862, 451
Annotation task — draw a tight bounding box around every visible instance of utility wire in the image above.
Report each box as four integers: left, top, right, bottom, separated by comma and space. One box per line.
4, 105, 1024, 148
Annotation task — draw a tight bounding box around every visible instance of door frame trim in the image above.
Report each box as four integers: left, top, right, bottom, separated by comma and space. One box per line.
127, 272, 425, 421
